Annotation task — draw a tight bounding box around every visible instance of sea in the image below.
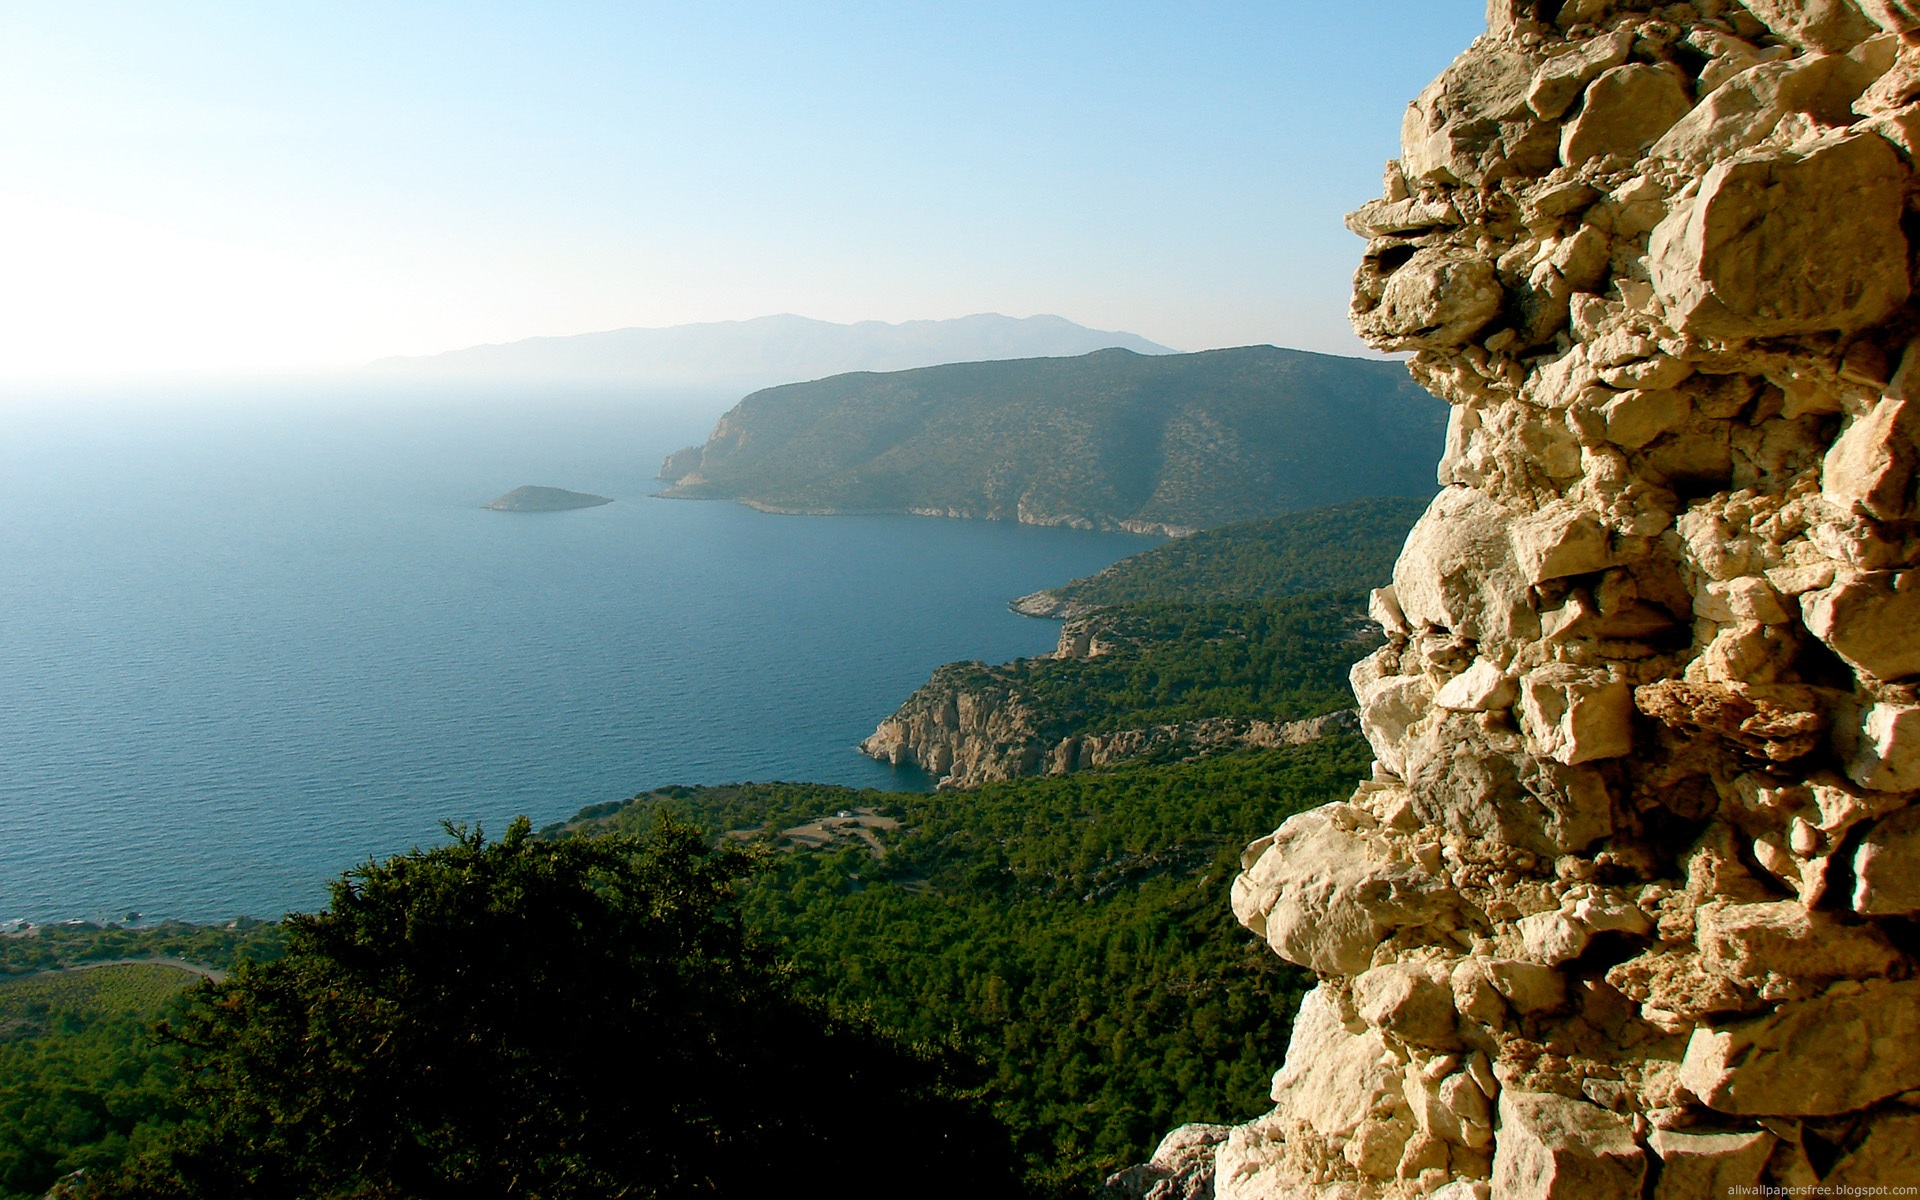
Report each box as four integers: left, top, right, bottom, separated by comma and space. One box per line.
0, 380, 1158, 925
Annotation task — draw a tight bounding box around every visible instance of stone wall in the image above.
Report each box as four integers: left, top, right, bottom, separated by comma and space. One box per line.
1206, 1, 1920, 1195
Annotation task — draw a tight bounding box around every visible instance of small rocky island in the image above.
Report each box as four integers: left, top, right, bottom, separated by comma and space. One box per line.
483, 485, 613, 512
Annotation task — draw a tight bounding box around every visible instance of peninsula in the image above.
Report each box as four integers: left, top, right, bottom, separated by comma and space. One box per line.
483, 486, 613, 512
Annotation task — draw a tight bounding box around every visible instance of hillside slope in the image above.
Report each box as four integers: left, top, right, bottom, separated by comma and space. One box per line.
1010, 496, 1427, 617
658, 345, 1442, 535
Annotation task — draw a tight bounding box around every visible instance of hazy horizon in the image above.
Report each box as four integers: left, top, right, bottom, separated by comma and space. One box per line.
0, 2, 1484, 381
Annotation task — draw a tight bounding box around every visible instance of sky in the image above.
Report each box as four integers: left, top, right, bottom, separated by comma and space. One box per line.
0, 2, 1486, 379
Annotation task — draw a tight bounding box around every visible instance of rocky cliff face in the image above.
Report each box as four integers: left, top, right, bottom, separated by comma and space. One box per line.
860, 615, 1356, 788
1178, 2, 1920, 1197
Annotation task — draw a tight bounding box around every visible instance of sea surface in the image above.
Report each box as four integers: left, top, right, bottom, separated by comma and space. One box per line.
0, 380, 1157, 924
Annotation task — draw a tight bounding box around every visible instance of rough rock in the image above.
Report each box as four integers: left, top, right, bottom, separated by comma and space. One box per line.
1134, 2, 1920, 1194
1558, 64, 1692, 167
1677, 979, 1920, 1115
1647, 1129, 1774, 1200
1853, 804, 1920, 915
1648, 134, 1910, 340
1490, 1091, 1645, 1200
1106, 1124, 1229, 1200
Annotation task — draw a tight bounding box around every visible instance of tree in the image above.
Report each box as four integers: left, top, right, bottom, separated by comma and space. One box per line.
92, 817, 1025, 1200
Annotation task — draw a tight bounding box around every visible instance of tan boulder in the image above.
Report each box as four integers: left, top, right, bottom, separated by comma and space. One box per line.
1484, 959, 1568, 1014
1853, 804, 1920, 915
1403, 44, 1554, 186
1599, 388, 1689, 450
1270, 987, 1408, 1144
1741, 0, 1881, 52
1677, 979, 1920, 1115
1354, 962, 1460, 1049
1559, 64, 1693, 167
1402, 715, 1614, 855
1517, 665, 1633, 766
1860, 0, 1920, 35
1352, 247, 1503, 351
1652, 55, 1880, 166
1433, 658, 1516, 713
1823, 394, 1920, 522
1844, 700, 1920, 791
1649, 133, 1910, 340
1528, 29, 1633, 120
1394, 488, 1541, 644
1695, 899, 1905, 993
1800, 569, 1920, 680
1824, 1109, 1920, 1185
1232, 804, 1451, 976
1647, 1129, 1774, 1200
1507, 503, 1614, 585
1491, 1090, 1646, 1200
1352, 651, 1431, 778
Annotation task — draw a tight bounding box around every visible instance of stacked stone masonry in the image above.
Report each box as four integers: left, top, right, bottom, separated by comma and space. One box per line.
1133, 1, 1920, 1196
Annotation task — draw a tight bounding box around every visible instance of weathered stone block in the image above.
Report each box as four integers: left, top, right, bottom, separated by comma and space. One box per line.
1354, 962, 1460, 1048
1845, 700, 1920, 791
1649, 133, 1910, 340
1600, 388, 1688, 449
1677, 979, 1920, 1115
1695, 899, 1904, 990
1648, 1129, 1773, 1200
1232, 804, 1450, 975
1653, 55, 1879, 165
1823, 394, 1920, 522
1518, 664, 1633, 765
1434, 658, 1516, 712
1404, 44, 1554, 186
1801, 569, 1920, 680
1527, 28, 1632, 120
1394, 488, 1541, 644
1559, 64, 1693, 167
1354, 247, 1504, 351
1741, 0, 1881, 52
1492, 1091, 1646, 1200
1853, 804, 1920, 915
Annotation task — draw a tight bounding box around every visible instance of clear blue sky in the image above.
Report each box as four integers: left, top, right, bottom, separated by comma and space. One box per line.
0, 2, 1485, 376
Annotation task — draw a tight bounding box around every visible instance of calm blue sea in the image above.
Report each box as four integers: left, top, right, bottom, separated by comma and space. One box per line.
0, 381, 1156, 924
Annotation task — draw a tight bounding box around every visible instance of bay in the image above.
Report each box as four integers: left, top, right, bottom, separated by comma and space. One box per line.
0, 381, 1157, 924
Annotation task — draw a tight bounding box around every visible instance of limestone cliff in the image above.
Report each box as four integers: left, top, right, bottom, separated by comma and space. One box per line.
1139, 2, 1920, 1196
861, 613, 1359, 788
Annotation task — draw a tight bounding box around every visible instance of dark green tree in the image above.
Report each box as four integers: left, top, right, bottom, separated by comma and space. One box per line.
92, 817, 1024, 1200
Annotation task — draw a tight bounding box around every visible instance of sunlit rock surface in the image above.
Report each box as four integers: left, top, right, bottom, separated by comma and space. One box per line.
1143, 0, 1920, 1194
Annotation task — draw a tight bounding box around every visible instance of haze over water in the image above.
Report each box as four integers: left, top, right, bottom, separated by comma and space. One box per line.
0, 383, 1156, 924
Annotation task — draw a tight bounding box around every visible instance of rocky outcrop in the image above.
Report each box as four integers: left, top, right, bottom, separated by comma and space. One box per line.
1165, 2, 1920, 1197
861, 614, 1356, 787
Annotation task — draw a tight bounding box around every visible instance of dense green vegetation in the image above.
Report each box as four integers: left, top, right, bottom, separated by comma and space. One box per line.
1021, 496, 1426, 615
89, 819, 1025, 1200
1, 752, 1367, 1200
659, 346, 1442, 532
558, 740, 1367, 1193
921, 592, 1374, 745
0, 923, 283, 980
0, 924, 287, 1200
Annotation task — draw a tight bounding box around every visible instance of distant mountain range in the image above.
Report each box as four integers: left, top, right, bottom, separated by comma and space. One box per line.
367, 313, 1173, 389
657, 345, 1443, 536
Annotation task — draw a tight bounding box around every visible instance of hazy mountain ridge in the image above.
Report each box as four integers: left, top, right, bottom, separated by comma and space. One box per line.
367, 313, 1173, 389
658, 345, 1443, 535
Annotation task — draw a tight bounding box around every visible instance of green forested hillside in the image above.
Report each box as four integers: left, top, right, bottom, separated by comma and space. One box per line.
927, 593, 1373, 743
1015, 496, 1426, 616
658, 346, 1442, 533
556, 740, 1366, 1194
0, 925, 283, 1200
